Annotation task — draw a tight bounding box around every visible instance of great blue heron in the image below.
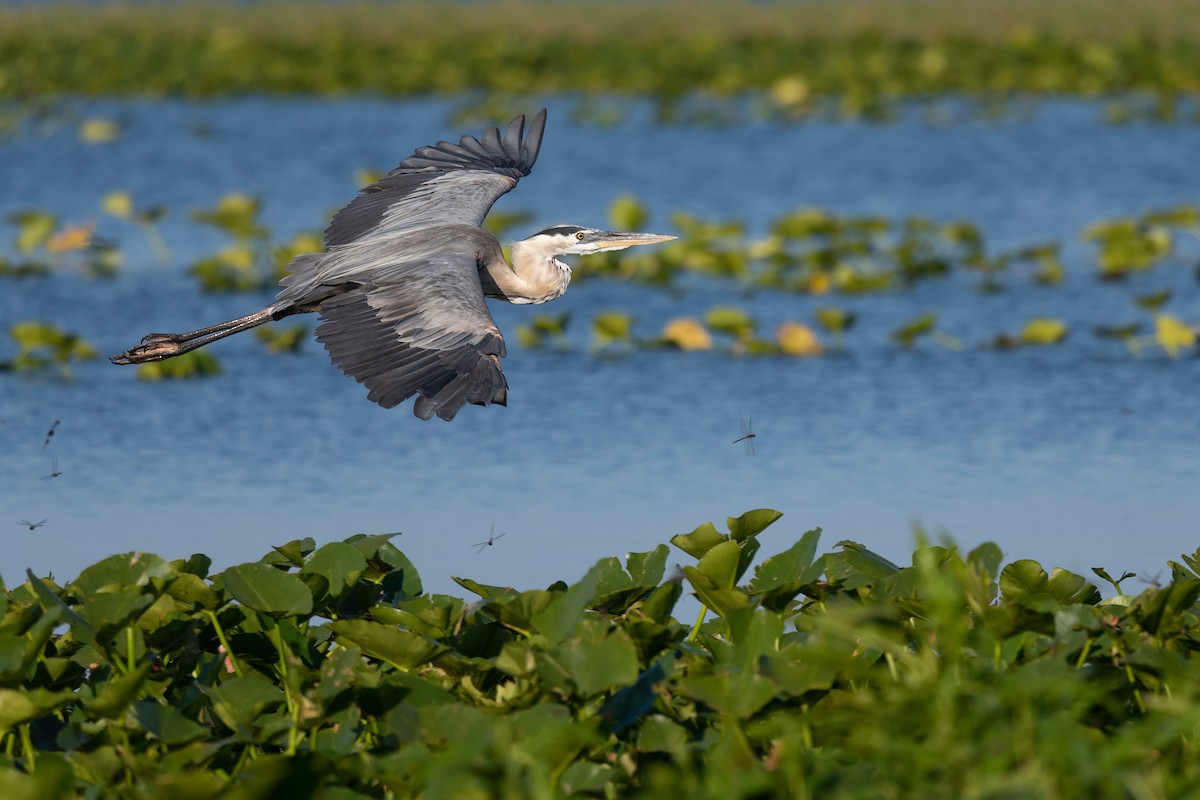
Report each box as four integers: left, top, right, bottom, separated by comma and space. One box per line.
111, 110, 674, 420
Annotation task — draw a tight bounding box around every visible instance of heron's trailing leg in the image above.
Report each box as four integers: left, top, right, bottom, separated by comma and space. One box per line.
109, 309, 275, 365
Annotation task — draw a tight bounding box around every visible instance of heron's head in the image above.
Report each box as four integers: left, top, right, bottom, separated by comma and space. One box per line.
525, 225, 676, 256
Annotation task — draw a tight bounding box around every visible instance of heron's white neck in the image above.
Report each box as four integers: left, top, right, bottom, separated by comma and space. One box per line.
490, 240, 572, 305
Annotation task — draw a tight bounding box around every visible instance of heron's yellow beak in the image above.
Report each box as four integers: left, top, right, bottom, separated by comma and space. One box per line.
594, 232, 677, 250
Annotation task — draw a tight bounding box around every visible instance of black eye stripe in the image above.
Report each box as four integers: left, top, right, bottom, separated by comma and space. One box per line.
534, 225, 587, 238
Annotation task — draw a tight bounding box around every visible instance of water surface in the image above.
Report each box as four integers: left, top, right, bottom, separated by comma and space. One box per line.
2, 98, 1198, 596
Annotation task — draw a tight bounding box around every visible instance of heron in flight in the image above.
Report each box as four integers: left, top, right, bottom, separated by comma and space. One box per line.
111, 110, 674, 420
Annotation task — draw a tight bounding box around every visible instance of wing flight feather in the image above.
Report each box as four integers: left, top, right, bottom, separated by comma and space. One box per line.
324, 109, 547, 247
314, 252, 509, 420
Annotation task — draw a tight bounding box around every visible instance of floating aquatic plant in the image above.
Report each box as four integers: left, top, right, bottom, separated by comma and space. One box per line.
0, 322, 98, 378
515, 312, 572, 351
135, 350, 221, 381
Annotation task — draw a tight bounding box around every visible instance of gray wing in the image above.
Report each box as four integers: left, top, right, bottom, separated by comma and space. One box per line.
325, 109, 547, 247
315, 252, 508, 421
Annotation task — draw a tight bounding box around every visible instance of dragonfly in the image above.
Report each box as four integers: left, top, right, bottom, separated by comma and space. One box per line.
17, 519, 47, 531
733, 417, 756, 455
473, 524, 507, 554
42, 418, 61, 450
41, 457, 62, 482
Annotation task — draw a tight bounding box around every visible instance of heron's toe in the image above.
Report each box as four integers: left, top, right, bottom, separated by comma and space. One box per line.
110, 340, 180, 365
140, 332, 179, 344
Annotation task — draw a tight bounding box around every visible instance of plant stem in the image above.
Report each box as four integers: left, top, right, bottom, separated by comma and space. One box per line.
19, 724, 34, 771
126, 626, 136, 673
204, 610, 243, 678
687, 603, 709, 642
270, 625, 301, 756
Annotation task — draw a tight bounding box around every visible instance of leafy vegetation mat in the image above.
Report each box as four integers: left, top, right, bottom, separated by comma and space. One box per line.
6, 194, 1199, 375
3, 1, 1200, 120
2, 509, 1199, 798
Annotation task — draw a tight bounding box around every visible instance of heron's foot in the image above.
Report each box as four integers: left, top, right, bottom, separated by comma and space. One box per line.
141, 332, 182, 344
109, 337, 184, 365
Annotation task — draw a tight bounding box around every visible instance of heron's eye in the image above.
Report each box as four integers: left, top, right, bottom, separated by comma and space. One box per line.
576, 231, 586, 241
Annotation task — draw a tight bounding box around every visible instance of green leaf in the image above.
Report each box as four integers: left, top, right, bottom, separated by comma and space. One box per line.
0, 752, 74, 800
76, 591, 155, 641
300, 541, 367, 601
79, 117, 121, 143
750, 529, 822, 592
71, 552, 174, 600
551, 624, 639, 698
1134, 289, 1171, 312
101, 190, 134, 219
220, 563, 313, 618
344, 534, 421, 597
723, 607, 784, 672
1020, 317, 1068, 345
86, 663, 152, 720
670, 521, 728, 560
609, 195, 648, 231
705, 306, 755, 338
890, 312, 936, 347
677, 671, 777, 719
625, 544, 669, 586
136, 350, 221, 381
255, 324, 307, 354
825, 541, 901, 588
1094, 323, 1142, 340
452, 576, 515, 601
199, 676, 285, 732
328, 619, 449, 671
373, 596, 458, 637
967, 542, 1004, 581
1154, 313, 1196, 358
814, 307, 857, 335
1000, 560, 1050, 599
560, 762, 619, 797
590, 557, 635, 599
132, 699, 209, 745
681, 566, 750, 619
165, 572, 224, 611
593, 311, 633, 343
494, 590, 559, 636
0, 688, 73, 732
1092, 567, 1137, 596
1136, 579, 1200, 637
726, 508, 784, 542
640, 580, 682, 624
190, 193, 265, 239
264, 537, 316, 567
1045, 568, 1101, 605
534, 562, 603, 643
696, 540, 743, 588
10, 211, 56, 254
174, 553, 212, 578
26, 570, 94, 646
637, 714, 690, 758
0, 637, 24, 679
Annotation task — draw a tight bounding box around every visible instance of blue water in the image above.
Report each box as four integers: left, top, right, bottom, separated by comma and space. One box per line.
2, 97, 1199, 598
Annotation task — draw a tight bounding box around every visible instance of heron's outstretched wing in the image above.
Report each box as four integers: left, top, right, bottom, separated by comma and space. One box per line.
325, 110, 547, 247
315, 253, 508, 421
